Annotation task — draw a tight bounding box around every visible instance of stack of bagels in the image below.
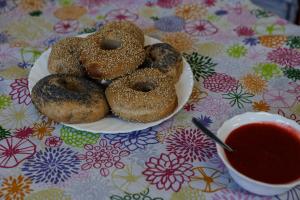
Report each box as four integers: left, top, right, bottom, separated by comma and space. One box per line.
31, 21, 183, 124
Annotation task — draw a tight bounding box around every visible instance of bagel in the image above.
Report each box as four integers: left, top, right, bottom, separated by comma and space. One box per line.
80, 29, 145, 80
101, 21, 144, 45
141, 43, 183, 82
31, 74, 109, 124
105, 68, 177, 122
48, 37, 86, 76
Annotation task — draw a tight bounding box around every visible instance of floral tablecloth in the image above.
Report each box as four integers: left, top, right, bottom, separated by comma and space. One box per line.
0, 0, 300, 199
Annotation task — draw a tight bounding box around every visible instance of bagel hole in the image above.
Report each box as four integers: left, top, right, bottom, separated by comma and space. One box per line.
131, 81, 156, 92
100, 39, 121, 50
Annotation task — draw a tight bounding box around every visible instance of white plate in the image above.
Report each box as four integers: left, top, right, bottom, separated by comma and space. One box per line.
28, 34, 194, 133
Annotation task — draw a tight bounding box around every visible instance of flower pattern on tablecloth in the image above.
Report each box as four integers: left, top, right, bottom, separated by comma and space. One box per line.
283, 67, 300, 81
183, 52, 216, 81
157, 0, 182, 8
165, 128, 216, 162
263, 89, 297, 108
243, 37, 259, 46
227, 44, 247, 58
275, 185, 300, 200
234, 26, 255, 37
252, 100, 270, 112
143, 153, 194, 192
253, 62, 282, 80
14, 126, 33, 139
9, 78, 31, 105
0, 137, 36, 168
278, 109, 300, 124
111, 164, 149, 193
1, 0, 300, 198
77, 139, 130, 177
43, 35, 60, 48
184, 20, 218, 37
189, 166, 231, 193
197, 42, 225, 57
0, 126, 11, 140
79, 0, 108, 8
175, 4, 207, 20
110, 188, 163, 200
203, 73, 238, 93
20, 0, 45, 12
0, 0, 17, 14
268, 47, 300, 67
0, 95, 11, 110
0, 44, 17, 61
22, 147, 80, 184
54, 20, 79, 34
259, 35, 287, 48
25, 188, 72, 200
241, 73, 267, 95
287, 36, 300, 49
45, 136, 63, 147
0, 175, 32, 200
105, 9, 138, 22
0, 104, 38, 130
60, 126, 100, 148
104, 127, 159, 151
196, 115, 213, 128
223, 84, 254, 109
32, 121, 54, 140
154, 16, 185, 32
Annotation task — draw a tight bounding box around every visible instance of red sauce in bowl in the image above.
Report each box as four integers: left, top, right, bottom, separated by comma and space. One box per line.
225, 122, 300, 184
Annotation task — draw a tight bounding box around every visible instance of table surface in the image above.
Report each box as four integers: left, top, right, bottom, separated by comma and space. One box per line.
0, 0, 300, 199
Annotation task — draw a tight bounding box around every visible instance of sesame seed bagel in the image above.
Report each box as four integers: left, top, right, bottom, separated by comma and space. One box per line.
101, 21, 145, 45
105, 68, 178, 123
140, 43, 183, 82
31, 74, 109, 124
48, 37, 86, 76
80, 29, 145, 80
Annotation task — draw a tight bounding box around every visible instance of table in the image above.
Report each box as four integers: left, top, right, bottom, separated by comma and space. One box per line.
0, 0, 299, 199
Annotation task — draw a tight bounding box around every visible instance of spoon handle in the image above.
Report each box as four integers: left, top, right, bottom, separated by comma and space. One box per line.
192, 117, 234, 152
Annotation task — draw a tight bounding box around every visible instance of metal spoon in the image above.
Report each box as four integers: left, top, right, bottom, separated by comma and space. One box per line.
192, 117, 234, 152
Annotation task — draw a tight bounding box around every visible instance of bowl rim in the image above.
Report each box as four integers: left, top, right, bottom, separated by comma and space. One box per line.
216, 111, 300, 188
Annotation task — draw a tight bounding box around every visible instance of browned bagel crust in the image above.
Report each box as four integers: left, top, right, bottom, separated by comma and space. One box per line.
141, 43, 183, 82
101, 21, 145, 45
80, 29, 145, 80
31, 74, 109, 124
48, 37, 86, 76
105, 68, 177, 122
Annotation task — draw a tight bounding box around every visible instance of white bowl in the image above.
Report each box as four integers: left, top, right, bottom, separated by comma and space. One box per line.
216, 112, 300, 196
